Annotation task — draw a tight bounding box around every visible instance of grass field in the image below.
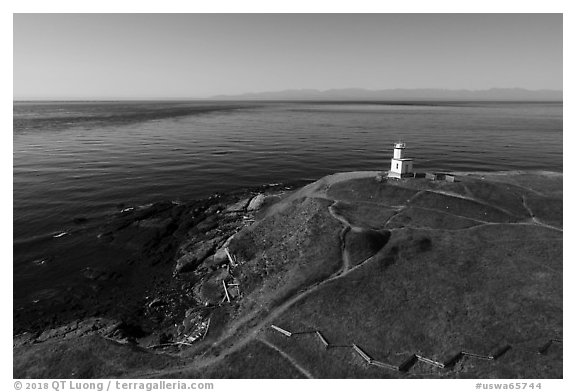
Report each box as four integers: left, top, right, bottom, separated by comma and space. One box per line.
218, 171, 562, 378
266, 224, 561, 378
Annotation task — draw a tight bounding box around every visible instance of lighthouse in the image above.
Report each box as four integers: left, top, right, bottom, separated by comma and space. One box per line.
388, 142, 414, 179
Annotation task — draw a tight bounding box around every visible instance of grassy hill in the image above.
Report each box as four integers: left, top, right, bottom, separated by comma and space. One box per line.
14, 171, 562, 378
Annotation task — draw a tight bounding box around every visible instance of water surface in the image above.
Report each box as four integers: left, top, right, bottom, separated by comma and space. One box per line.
13, 100, 563, 313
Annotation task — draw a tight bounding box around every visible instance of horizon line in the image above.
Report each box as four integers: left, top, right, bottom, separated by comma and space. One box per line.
13, 98, 564, 103
13, 87, 563, 102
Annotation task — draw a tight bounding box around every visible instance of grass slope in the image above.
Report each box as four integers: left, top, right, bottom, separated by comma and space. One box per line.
14, 171, 562, 379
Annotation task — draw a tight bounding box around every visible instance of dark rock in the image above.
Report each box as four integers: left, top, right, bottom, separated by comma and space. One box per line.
174, 240, 218, 274
133, 201, 174, 220
205, 204, 225, 215
201, 234, 236, 270
97, 232, 114, 243
194, 268, 231, 305
182, 311, 203, 333
36, 318, 121, 343
158, 332, 172, 344
227, 285, 240, 299
217, 220, 244, 233
224, 197, 251, 213
31, 256, 54, 266
247, 194, 265, 211
136, 217, 173, 230
203, 231, 225, 245
196, 216, 219, 233
147, 298, 165, 308
13, 332, 38, 347
203, 254, 227, 270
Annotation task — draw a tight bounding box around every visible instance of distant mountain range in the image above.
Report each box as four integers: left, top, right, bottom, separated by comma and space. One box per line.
212, 88, 562, 101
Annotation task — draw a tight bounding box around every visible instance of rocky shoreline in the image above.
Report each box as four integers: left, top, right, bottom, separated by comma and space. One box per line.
14, 181, 301, 351
14, 170, 562, 378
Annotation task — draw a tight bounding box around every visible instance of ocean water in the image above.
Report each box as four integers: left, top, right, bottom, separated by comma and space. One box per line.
13, 100, 562, 314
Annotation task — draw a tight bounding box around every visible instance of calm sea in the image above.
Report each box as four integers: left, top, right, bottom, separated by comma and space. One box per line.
13, 100, 563, 313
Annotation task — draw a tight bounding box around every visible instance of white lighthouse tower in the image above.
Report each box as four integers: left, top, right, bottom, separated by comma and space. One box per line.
388, 142, 414, 179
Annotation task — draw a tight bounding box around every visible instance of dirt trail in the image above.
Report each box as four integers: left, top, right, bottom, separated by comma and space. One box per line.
258, 338, 314, 379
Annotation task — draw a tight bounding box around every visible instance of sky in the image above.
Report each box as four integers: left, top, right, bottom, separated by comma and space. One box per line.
13, 13, 563, 99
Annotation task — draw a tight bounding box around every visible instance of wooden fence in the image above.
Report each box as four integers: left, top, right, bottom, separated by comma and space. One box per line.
270, 324, 562, 374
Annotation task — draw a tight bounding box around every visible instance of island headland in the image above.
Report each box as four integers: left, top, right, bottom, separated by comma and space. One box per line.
13, 170, 563, 379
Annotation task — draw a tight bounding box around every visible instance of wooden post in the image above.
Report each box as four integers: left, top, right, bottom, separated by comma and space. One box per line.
415, 354, 445, 368
202, 318, 211, 340
225, 248, 237, 267
461, 351, 493, 360
370, 360, 399, 371
352, 344, 372, 363
316, 331, 329, 348
222, 280, 231, 302
270, 325, 292, 337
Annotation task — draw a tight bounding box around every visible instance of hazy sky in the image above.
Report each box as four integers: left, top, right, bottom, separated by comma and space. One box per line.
13, 14, 562, 99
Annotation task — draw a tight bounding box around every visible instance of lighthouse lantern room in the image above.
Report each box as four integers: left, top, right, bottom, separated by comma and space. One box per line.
388, 142, 414, 179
